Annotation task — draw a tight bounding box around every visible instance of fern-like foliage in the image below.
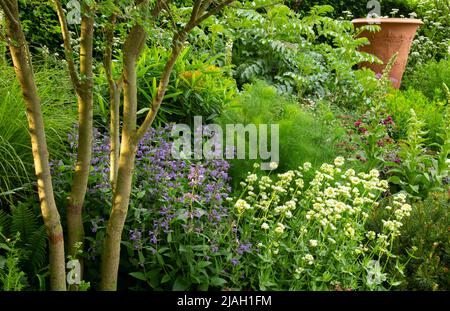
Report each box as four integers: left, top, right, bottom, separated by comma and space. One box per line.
222, 4, 381, 107
0, 210, 10, 234
6, 203, 47, 276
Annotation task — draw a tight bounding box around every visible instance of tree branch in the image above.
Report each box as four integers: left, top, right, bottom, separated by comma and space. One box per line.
104, 12, 117, 89
0, 0, 19, 26
185, 0, 234, 32
52, 0, 80, 90
190, 0, 203, 22
160, 0, 177, 30
135, 0, 234, 141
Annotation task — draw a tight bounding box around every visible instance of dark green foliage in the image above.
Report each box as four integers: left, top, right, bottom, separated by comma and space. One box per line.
286, 0, 416, 18
0, 232, 27, 291
0, 202, 47, 290
95, 46, 236, 127
10, 203, 47, 274
0, 210, 10, 233
396, 194, 450, 290
18, 0, 65, 55
224, 4, 380, 108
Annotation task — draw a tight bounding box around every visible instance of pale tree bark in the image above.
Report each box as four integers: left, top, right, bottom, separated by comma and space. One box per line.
54, 0, 94, 262
100, 0, 234, 290
103, 9, 122, 190
100, 23, 148, 290
1, 0, 66, 290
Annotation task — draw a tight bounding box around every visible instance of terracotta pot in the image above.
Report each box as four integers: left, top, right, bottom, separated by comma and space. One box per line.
352, 18, 423, 89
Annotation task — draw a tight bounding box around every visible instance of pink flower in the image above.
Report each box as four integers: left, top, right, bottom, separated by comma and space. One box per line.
358, 127, 368, 134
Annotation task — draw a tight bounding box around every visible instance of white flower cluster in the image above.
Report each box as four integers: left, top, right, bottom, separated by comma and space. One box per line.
231, 157, 412, 287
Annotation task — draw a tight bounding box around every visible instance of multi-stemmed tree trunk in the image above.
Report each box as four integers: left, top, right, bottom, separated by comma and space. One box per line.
0, 0, 66, 290
2, 0, 234, 291
100, 0, 234, 291
53, 0, 94, 263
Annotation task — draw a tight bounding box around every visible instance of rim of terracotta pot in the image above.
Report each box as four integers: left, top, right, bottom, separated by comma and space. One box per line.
352, 18, 423, 25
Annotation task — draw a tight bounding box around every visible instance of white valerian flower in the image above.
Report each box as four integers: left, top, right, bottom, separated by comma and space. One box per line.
303, 162, 312, 171
353, 197, 363, 206
246, 174, 258, 183
285, 210, 293, 218
382, 220, 403, 234
350, 176, 361, 185
320, 163, 335, 175
294, 267, 305, 279
366, 231, 376, 240
309, 240, 318, 247
334, 157, 345, 167
269, 162, 278, 170
253, 163, 260, 169
345, 168, 356, 177
345, 226, 355, 237
261, 222, 270, 230
295, 178, 304, 188
274, 223, 285, 234
303, 254, 315, 265
401, 203, 412, 213
235, 199, 251, 213
324, 187, 336, 198
285, 200, 296, 210
378, 180, 389, 189
369, 169, 380, 178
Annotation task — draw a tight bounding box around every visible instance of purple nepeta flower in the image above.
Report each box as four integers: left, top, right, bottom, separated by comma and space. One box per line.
236, 243, 252, 255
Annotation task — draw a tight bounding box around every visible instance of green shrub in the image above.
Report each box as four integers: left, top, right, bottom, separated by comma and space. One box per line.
385, 88, 447, 144
395, 193, 450, 290
286, 0, 416, 18
406, 0, 450, 73
95, 46, 237, 127
386, 109, 449, 199
222, 4, 381, 108
217, 80, 345, 187
403, 60, 450, 102
0, 232, 27, 291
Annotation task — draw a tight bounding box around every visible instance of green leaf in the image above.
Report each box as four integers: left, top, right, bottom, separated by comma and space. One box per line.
161, 274, 171, 284
137, 108, 150, 115
210, 277, 227, 287
388, 176, 402, 184
129, 271, 146, 281
172, 277, 191, 291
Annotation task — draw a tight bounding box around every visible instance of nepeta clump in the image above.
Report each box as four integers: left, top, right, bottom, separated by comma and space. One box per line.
52, 125, 234, 290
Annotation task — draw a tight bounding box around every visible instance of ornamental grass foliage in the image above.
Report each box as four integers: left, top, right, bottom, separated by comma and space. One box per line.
230, 158, 411, 290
